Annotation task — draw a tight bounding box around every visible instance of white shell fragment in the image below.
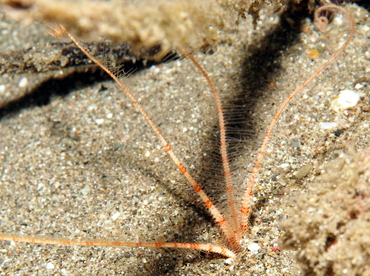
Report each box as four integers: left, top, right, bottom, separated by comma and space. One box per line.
46, 262, 55, 269
331, 90, 360, 112
18, 77, 28, 88
319, 122, 338, 130
247, 242, 260, 253
111, 212, 120, 221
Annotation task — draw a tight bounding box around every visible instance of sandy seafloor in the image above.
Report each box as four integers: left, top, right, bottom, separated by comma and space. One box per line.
0, 3, 369, 276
